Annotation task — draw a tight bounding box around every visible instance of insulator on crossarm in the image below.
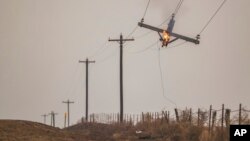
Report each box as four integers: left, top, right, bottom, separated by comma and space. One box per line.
196, 34, 200, 40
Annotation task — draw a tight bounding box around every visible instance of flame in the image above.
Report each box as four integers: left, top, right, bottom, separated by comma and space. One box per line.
163, 30, 170, 41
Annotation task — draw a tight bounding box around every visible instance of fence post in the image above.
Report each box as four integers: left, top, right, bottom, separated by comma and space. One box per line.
208, 105, 212, 135
211, 111, 217, 137
161, 111, 164, 123
189, 108, 192, 124
225, 109, 231, 127
168, 111, 170, 123
175, 108, 179, 123
142, 112, 144, 123
117, 113, 120, 124
198, 108, 200, 126
221, 104, 224, 130
239, 103, 242, 125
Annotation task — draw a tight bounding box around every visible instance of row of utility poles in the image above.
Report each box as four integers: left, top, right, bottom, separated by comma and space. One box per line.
41, 99, 74, 127
41, 10, 200, 125
78, 34, 134, 123
42, 24, 197, 125
41, 111, 58, 127
41, 33, 132, 127
41, 29, 196, 126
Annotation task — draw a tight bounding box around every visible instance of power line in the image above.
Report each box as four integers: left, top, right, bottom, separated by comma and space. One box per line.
94, 49, 118, 64
141, 0, 151, 22
174, 0, 184, 16
133, 15, 172, 40
88, 41, 109, 59
125, 0, 151, 39
157, 15, 172, 27
198, 0, 228, 35
126, 25, 139, 39
166, 41, 187, 49
134, 0, 185, 41
128, 41, 158, 54
157, 43, 177, 107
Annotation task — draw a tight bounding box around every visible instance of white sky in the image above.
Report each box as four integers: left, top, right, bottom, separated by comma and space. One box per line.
1, 0, 250, 127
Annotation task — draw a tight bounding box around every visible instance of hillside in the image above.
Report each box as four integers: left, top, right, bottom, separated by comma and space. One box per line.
0, 120, 81, 141
0, 120, 139, 141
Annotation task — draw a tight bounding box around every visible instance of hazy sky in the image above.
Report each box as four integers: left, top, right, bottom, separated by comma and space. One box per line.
1, 0, 250, 127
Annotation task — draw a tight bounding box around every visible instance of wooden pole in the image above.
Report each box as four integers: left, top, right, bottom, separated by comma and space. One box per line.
109, 34, 134, 123
239, 103, 242, 125
79, 59, 95, 122
175, 108, 179, 122
208, 105, 212, 134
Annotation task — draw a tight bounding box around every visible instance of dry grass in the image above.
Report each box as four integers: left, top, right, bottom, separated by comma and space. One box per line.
1, 110, 248, 141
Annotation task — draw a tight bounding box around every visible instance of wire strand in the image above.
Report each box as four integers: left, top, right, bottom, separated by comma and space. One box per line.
126, 25, 138, 39
88, 41, 109, 59
125, 0, 151, 39
128, 41, 158, 54
199, 0, 228, 35
142, 0, 151, 20
174, 0, 184, 16
157, 43, 177, 107
95, 49, 118, 64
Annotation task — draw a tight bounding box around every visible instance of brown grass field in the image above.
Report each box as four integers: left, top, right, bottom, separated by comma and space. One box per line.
1, 107, 249, 141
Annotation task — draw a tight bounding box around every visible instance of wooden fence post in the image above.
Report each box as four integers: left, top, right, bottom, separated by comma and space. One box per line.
239, 103, 242, 125
175, 108, 179, 123
189, 108, 192, 124
142, 112, 144, 123
198, 108, 200, 126
211, 111, 217, 137
208, 105, 212, 135
221, 104, 224, 130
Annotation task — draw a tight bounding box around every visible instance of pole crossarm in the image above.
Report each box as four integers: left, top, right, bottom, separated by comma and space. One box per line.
138, 22, 199, 44
79, 60, 96, 63
62, 100, 74, 104
108, 39, 134, 42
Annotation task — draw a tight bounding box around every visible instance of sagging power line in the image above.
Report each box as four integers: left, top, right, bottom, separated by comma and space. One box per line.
198, 0, 228, 35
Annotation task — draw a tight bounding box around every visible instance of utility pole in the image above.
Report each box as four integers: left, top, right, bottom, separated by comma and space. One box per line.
62, 99, 74, 127
109, 34, 134, 123
79, 58, 95, 122
49, 111, 58, 127
41, 114, 48, 124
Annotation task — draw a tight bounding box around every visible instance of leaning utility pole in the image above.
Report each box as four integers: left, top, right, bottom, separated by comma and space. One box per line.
62, 99, 74, 127
109, 34, 134, 123
41, 114, 48, 124
79, 58, 95, 122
